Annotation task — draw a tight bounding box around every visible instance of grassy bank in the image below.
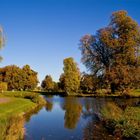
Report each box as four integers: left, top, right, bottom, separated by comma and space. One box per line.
0, 97, 36, 119
0, 91, 46, 140
0, 91, 46, 118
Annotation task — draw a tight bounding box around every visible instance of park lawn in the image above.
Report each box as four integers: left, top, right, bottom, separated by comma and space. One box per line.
0, 96, 36, 120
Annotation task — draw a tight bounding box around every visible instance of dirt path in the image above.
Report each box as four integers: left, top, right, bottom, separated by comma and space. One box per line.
0, 98, 10, 104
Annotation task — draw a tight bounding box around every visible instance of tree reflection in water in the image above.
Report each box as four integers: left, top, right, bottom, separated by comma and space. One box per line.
45, 100, 53, 112
82, 98, 106, 119
0, 105, 43, 140
1, 97, 139, 140
83, 120, 116, 140
83, 98, 140, 140
0, 116, 25, 140
24, 105, 43, 122
62, 97, 82, 129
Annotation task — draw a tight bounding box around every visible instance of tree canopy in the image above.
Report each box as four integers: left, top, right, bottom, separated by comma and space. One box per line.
0, 27, 4, 61
80, 10, 140, 93
22, 65, 38, 90
80, 73, 99, 93
41, 75, 54, 92
63, 57, 80, 94
0, 65, 38, 90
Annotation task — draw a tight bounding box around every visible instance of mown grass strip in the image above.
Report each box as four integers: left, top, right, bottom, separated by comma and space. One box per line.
0, 97, 36, 119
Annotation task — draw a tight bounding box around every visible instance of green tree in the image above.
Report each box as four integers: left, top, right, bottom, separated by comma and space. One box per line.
80, 10, 140, 94
41, 75, 54, 92
63, 57, 80, 94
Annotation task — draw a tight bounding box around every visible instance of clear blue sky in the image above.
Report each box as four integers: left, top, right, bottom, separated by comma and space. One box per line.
0, 0, 140, 83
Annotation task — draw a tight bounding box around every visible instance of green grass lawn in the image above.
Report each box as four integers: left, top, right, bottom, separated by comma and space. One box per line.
0, 91, 45, 120
0, 97, 36, 119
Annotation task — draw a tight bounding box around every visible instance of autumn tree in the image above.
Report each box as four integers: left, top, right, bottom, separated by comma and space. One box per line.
58, 74, 65, 91
0, 65, 38, 90
0, 26, 4, 61
80, 10, 140, 94
63, 57, 80, 94
80, 73, 98, 93
0, 65, 23, 90
0, 27, 6, 92
53, 82, 59, 92
0, 82, 7, 92
41, 75, 54, 92
22, 65, 38, 90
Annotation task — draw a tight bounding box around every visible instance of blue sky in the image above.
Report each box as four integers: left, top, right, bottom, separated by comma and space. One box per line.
0, 0, 140, 83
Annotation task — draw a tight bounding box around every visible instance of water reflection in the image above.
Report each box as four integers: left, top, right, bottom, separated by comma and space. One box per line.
25, 105, 43, 122
83, 120, 115, 140
0, 116, 25, 140
62, 97, 82, 129
83, 98, 140, 140
1, 96, 140, 140
46, 96, 140, 139
113, 98, 140, 110
0, 106, 42, 140
82, 98, 107, 119
45, 101, 53, 112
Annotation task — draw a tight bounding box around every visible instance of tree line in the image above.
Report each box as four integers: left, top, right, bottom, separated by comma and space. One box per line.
41, 10, 140, 95
0, 65, 38, 91
1, 10, 140, 95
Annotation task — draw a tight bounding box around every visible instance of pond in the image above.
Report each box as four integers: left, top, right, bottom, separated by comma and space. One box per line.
24, 96, 140, 140
1, 96, 140, 140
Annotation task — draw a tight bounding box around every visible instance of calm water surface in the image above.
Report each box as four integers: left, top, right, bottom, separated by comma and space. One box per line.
24, 96, 140, 140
